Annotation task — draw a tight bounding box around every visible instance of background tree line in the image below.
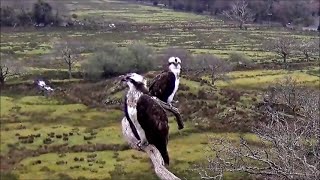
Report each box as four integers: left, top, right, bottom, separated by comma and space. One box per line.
131, 0, 320, 27
0, 0, 63, 27
1, 34, 318, 85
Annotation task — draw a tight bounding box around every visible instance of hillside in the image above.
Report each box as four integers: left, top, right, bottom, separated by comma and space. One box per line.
0, 0, 319, 180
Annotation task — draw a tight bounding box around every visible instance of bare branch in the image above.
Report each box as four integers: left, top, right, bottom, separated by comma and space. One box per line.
299, 39, 319, 61
54, 39, 84, 79
193, 54, 232, 87
222, 0, 254, 29
196, 77, 320, 179
265, 37, 298, 64
0, 57, 23, 85
151, 96, 184, 130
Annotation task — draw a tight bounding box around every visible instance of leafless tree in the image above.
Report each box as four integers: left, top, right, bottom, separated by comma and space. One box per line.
300, 39, 319, 61
267, 37, 297, 64
195, 77, 320, 179
0, 58, 22, 86
222, 0, 254, 29
194, 54, 233, 87
54, 40, 84, 79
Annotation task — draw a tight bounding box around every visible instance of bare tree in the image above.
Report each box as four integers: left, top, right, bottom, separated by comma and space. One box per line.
300, 39, 319, 61
194, 54, 232, 87
0, 58, 22, 86
222, 0, 254, 29
196, 77, 320, 179
267, 37, 297, 64
55, 40, 83, 79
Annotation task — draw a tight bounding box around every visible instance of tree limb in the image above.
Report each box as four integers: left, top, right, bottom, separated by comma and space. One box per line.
151, 96, 184, 130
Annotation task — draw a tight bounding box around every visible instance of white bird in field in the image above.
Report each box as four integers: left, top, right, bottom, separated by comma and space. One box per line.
35, 79, 54, 92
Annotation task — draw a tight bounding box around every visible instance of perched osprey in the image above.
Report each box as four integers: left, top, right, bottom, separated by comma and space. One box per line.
122, 73, 170, 165
149, 57, 181, 106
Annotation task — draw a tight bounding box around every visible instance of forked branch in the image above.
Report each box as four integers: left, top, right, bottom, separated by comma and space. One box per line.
151, 96, 184, 130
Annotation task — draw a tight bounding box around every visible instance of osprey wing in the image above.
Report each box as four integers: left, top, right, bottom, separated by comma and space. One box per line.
137, 94, 170, 165
137, 94, 168, 136
149, 71, 176, 103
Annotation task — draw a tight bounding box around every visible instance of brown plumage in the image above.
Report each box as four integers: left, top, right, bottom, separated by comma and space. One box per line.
122, 73, 170, 165
149, 71, 176, 103
137, 94, 170, 165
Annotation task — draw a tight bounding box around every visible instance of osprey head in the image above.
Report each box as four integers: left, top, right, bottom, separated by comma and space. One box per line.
120, 73, 148, 93
168, 57, 181, 76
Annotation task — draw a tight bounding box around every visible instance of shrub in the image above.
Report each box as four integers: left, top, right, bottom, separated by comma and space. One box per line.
153, 1, 158, 6
40, 166, 50, 172
57, 173, 72, 180
71, 14, 78, 19
127, 43, 155, 73
84, 44, 130, 78
84, 43, 155, 79
228, 52, 254, 69
0, 1, 62, 27
0, 6, 18, 26
33, 0, 54, 25
173, 2, 185, 10
29, 42, 38, 48
56, 134, 62, 138
17, 9, 33, 26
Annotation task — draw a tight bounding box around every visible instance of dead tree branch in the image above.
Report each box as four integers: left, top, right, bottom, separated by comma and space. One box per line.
151, 96, 184, 130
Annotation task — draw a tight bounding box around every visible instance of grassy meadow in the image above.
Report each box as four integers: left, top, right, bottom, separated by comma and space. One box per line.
0, 0, 319, 179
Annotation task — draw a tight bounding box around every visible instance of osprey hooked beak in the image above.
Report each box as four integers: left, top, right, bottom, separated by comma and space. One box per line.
119, 73, 148, 86
168, 57, 182, 67
119, 73, 143, 82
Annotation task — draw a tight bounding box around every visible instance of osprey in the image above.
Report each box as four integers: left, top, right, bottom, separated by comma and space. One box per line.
122, 73, 170, 165
149, 57, 181, 106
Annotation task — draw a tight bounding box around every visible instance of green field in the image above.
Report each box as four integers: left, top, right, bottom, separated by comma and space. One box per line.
1, 0, 318, 67
0, 0, 319, 179
1, 94, 262, 179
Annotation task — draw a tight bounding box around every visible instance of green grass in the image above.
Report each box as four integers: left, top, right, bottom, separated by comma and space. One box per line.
0, 95, 123, 154
0, 92, 262, 179
215, 69, 320, 89
15, 151, 117, 179
0, 96, 15, 117
1, 0, 318, 72
11, 130, 259, 180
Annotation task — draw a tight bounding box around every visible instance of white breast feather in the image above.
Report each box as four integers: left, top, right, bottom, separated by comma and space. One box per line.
126, 91, 147, 143
168, 78, 179, 104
